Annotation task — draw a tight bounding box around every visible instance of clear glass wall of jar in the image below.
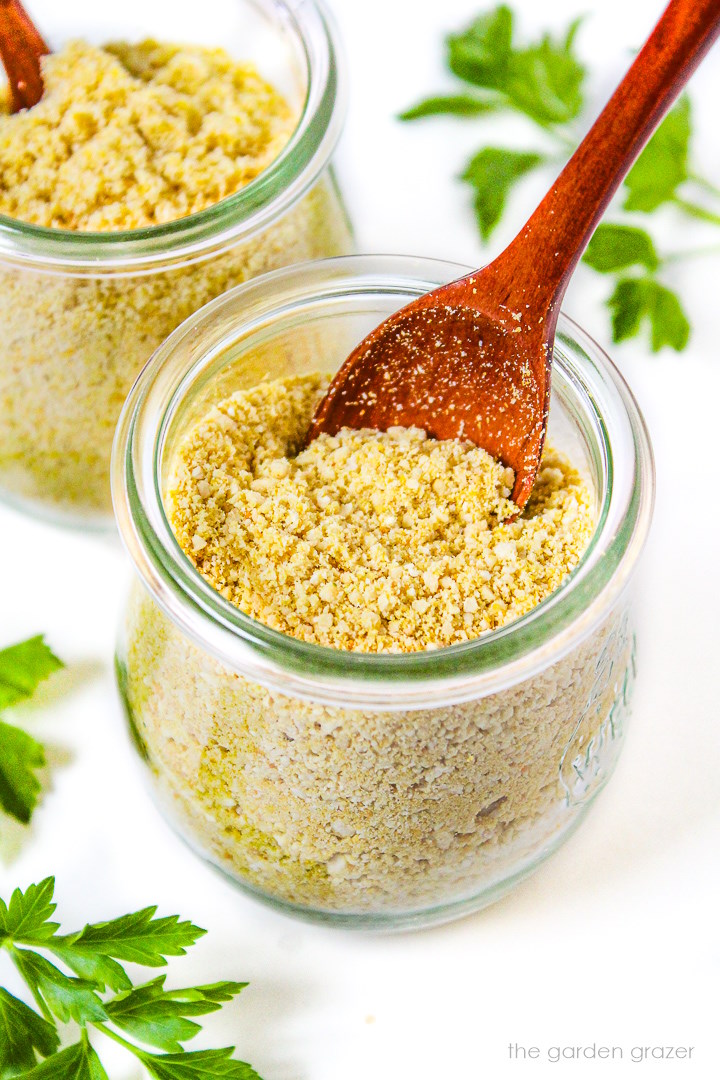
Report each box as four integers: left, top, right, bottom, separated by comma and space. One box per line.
112, 256, 655, 930
0, 0, 352, 526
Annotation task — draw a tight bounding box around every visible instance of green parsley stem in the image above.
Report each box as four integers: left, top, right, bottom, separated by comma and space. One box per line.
672, 196, 720, 227
663, 242, 720, 264
688, 172, 720, 200
93, 1021, 144, 1057
542, 123, 576, 152
28, 986, 52, 1024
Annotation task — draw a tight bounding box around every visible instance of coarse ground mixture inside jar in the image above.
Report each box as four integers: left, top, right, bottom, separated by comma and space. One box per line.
167, 372, 595, 650
0, 43, 352, 517
0, 40, 296, 229
120, 372, 627, 917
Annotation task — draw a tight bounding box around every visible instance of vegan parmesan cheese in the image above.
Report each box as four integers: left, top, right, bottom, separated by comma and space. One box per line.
0, 41, 352, 517
167, 373, 595, 649
118, 372, 634, 917
0, 40, 295, 230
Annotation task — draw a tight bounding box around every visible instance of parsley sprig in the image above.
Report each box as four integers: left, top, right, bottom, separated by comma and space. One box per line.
0, 637, 63, 825
401, 4, 720, 352
0, 878, 260, 1078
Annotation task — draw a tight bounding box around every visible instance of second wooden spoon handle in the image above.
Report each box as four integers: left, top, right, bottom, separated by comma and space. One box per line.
0, 0, 49, 113
497, 0, 720, 306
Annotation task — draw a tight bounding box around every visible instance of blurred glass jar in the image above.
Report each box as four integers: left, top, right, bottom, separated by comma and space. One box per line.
113, 256, 654, 930
0, 0, 352, 526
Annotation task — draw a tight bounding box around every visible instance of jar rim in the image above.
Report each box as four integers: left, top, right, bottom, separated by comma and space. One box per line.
112, 255, 655, 708
0, 0, 345, 274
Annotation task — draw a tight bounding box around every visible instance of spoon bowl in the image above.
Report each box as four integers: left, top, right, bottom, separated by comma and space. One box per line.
308, 262, 553, 508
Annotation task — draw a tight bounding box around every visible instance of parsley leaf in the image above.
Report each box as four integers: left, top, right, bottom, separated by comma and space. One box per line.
624, 97, 690, 212
648, 284, 691, 351
1, 881, 260, 1079
446, 5, 585, 126
607, 278, 646, 342
0, 988, 60, 1074
399, 94, 499, 120
447, 5, 514, 89
10, 947, 107, 1025
0, 723, 46, 825
14, 1036, 109, 1080
583, 224, 659, 272
48, 944, 131, 995
137, 1048, 260, 1080
64, 907, 205, 967
0, 878, 59, 945
105, 977, 247, 1053
503, 28, 585, 126
0, 638, 63, 824
461, 148, 543, 239
608, 278, 690, 351
0, 637, 62, 712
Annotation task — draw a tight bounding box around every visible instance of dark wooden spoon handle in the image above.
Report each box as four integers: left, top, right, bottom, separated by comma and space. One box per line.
494, 0, 720, 308
0, 0, 49, 113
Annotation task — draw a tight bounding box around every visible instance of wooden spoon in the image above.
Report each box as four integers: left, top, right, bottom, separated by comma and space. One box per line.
309, 0, 720, 510
0, 0, 48, 113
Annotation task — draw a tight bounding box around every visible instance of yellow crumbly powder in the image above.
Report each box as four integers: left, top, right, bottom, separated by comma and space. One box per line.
168, 373, 595, 651
0, 39, 295, 229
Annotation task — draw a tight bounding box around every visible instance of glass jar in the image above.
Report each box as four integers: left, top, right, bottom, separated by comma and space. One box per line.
113, 255, 654, 930
0, 0, 352, 527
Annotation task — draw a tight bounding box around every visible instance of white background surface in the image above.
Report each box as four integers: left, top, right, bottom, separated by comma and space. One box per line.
1, 1, 720, 1077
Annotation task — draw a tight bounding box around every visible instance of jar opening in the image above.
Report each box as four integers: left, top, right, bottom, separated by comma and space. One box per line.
0, 0, 345, 274
113, 255, 655, 707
